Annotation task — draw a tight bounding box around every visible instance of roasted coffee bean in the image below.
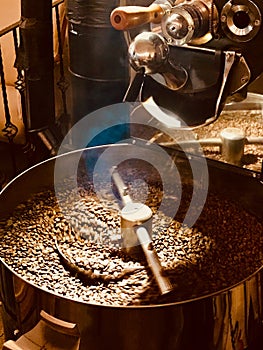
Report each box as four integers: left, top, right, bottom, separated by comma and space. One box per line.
1, 171, 263, 306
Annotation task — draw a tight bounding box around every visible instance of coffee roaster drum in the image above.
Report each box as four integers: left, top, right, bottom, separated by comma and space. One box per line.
0, 144, 263, 350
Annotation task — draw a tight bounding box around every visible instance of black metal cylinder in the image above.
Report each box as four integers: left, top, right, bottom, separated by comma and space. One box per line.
18, 0, 55, 132
66, 0, 130, 124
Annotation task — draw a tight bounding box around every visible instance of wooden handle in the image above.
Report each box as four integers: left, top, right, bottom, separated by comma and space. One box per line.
110, 4, 164, 31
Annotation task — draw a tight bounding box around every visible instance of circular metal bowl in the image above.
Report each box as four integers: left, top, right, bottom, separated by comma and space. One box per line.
0, 144, 263, 350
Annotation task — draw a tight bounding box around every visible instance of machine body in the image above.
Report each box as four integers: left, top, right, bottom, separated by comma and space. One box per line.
111, 0, 263, 127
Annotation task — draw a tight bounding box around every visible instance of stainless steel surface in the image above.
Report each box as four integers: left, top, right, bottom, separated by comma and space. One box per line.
115, 0, 263, 127
220, 127, 246, 166
128, 32, 169, 75
111, 166, 133, 206
0, 145, 263, 350
214, 51, 237, 121
221, 0, 262, 42
128, 32, 188, 91
121, 202, 153, 253
113, 166, 173, 295
161, 1, 212, 46
135, 226, 173, 295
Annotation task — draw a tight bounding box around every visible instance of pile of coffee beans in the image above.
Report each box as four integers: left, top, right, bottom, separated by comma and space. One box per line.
1, 173, 263, 306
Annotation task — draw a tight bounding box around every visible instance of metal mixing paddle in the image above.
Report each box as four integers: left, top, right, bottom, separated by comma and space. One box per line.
111, 167, 173, 295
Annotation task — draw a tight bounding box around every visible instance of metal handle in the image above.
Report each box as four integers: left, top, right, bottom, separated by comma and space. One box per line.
136, 226, 173, 295
2, 310, 80, 350
110, 4, 164, 31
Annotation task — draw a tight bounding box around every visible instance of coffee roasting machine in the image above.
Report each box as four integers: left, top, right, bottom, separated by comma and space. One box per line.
1, 1, 263, 350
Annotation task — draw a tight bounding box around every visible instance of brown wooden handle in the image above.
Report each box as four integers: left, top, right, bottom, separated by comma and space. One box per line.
110, 4, 164, 31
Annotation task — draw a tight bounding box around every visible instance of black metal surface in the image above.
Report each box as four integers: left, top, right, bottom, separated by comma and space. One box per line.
16, 0, 55, 132
66, 0, 129, 124
212, 0, 263, 82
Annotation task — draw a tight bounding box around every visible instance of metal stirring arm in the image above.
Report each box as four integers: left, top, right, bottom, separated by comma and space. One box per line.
135, 226, 173, 295
111, 167, 173, 295
111, 166, 133, 206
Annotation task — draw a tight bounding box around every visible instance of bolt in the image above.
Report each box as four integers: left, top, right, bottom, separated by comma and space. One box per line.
221, 14, 227, 22
241, 76, 249, 83
14, 329, 20, 337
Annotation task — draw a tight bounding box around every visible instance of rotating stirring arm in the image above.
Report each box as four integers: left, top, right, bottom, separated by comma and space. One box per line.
111, 167, 173, 295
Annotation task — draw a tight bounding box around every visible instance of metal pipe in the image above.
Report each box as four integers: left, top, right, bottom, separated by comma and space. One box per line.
17, 0, 55, 132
